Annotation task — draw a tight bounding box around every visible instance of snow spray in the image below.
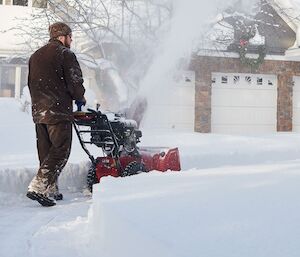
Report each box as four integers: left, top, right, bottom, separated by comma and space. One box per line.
138, 0, 258, 130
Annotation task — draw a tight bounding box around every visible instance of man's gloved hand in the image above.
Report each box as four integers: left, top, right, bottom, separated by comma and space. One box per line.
75, 97, 86, 112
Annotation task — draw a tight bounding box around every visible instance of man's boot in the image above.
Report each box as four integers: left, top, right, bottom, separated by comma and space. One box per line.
48, 183, 63, 201
27, 176, 56, 207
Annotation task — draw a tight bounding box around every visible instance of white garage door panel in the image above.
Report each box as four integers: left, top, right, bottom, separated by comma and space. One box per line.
294, 125, 300, 131
212, 125, 275, 134
293, 86, 300, 107
212, 89, 277, 107
146, 105, 194, 130
151, 86, 194, 105
211, 73, 277, 134
168, 106, 194, 123
293, 97, 300, 107
293, 113, 300, 132
212, 107, 276, 124
145, 70, 195, 131
174, 87, 195, 105
292, 109, 300, 120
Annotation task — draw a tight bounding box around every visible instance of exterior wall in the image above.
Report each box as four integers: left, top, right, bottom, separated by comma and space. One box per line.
0, 3, 45, 99
190, 55, 300, 133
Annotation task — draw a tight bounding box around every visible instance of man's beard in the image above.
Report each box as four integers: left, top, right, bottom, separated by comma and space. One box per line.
64, 36, 71, 49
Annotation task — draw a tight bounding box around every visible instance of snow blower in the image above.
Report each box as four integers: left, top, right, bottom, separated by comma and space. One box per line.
73, 104, 181, 192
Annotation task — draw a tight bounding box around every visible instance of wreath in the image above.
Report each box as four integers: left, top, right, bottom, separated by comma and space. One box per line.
238, 38, 266, 71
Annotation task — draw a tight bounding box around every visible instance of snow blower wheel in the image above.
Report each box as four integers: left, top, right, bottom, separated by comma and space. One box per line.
87, 164, 98, 192
121, 161, 147, 177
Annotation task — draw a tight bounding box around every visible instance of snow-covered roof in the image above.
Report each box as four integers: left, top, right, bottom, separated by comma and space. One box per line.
77, 55, 116, 70
196, 0, 300, 59
269, 0, 300, 32
269, 0, 300, 56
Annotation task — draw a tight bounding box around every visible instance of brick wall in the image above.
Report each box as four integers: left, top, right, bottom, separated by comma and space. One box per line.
189, 55, 300, 133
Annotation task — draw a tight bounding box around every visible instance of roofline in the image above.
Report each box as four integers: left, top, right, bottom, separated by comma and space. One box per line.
196, 48, 300, 62
267, 0, 298, 32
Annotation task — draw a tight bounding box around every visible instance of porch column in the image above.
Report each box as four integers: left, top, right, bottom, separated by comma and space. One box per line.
15, 66, 21, 99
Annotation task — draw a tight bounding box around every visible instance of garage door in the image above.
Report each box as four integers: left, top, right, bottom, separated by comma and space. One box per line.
293, 76, 300, 132
211, 72, 277, 134
142, 70, 195, 131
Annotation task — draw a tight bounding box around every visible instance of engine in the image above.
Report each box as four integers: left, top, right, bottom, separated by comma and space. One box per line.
74, 109, 142, 156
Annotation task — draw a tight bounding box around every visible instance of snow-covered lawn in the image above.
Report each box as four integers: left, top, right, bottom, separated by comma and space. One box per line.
1, 98, 300, 257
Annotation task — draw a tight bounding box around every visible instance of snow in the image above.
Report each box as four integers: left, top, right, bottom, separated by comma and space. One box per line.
1, 98, 300, 257
2, 1, 300, 255
91, 166, 300, 257
272, 0, 300, 33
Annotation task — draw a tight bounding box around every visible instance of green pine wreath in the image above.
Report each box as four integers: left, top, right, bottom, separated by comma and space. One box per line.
238, 43, 266, 70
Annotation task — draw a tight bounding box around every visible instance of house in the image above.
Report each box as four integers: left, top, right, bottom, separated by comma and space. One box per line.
0, 1, 112, 113
0, 0, 163, 114
0, 1, 47, 98
4, 0, 300, 135
189, 0, 300, 134
0, 1, 106, 105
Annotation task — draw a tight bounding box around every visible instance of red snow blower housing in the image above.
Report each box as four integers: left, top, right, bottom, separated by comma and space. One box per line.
73, 107, 181, 191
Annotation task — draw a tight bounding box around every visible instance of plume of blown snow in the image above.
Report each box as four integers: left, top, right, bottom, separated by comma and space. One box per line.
138, 0, 258, 129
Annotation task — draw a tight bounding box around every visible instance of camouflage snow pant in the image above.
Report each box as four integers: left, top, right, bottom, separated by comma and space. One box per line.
28, 122, 72, 194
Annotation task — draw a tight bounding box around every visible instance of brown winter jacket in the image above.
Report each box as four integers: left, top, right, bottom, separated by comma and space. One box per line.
28, 39, 85, 124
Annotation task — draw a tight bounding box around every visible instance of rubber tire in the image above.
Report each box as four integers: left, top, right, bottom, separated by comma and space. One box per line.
87, 163, 98, 192
121, 161, 146, 177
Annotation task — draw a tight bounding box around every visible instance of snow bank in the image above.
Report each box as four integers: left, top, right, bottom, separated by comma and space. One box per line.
141, 130, 300, 169
89, 163, 300, 257
0, 161, 90, 195
0, 98, 91, 195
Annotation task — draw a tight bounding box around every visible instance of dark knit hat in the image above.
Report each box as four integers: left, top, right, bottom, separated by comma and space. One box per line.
49, 22, 72, 39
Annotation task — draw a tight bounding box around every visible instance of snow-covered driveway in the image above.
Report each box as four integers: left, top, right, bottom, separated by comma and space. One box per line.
1, 99, 300, 257
0, 192, 91, 257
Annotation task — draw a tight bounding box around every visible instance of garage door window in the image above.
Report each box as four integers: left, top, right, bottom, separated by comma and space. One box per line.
245, 76, 251, 84
221, 76, 228, 84
234, 76, 240, 84
257, 77, 263, 85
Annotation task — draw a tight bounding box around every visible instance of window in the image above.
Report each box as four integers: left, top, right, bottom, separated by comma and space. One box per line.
233, 76, 240, 84
13, 0, 28, 6
268, 80, 273, 86
32, 0, 47, 8
0, 66, 16, 97
257, 77, 263, 85
185, 76, 191, 82
245, 76, 251, 84
211, 77, 216, 84
221, 76, 228, 84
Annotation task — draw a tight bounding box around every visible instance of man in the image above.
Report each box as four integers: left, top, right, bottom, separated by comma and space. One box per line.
26, 22, 86, 207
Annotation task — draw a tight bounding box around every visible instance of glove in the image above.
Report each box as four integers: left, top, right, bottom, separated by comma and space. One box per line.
75, 98, 86, 112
